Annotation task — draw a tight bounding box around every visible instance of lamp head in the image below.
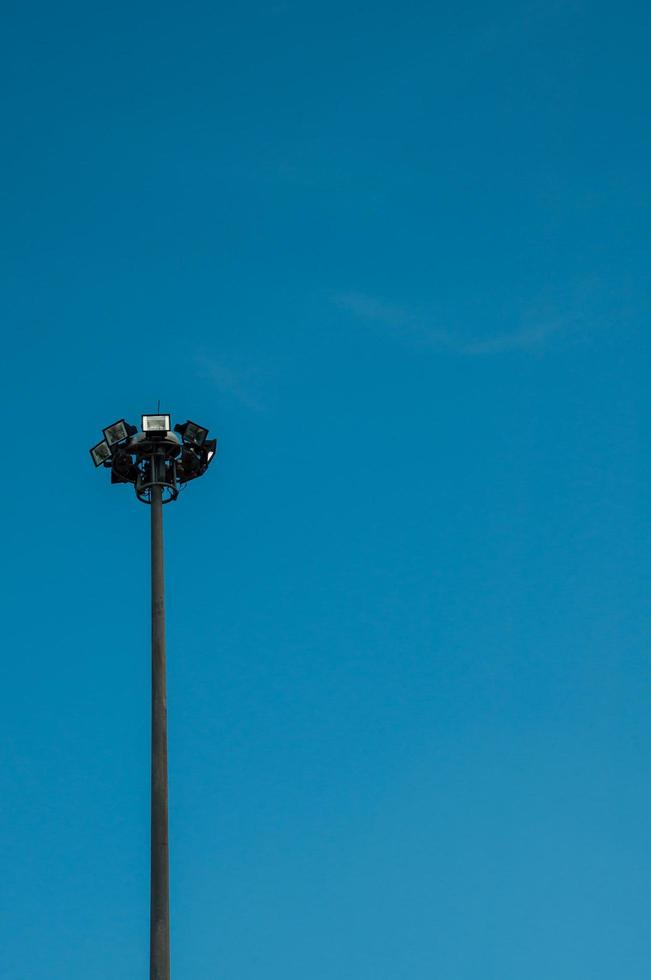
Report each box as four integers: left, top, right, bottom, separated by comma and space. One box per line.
103, 419, 138, 448
142, 414, 171, 436
90, 440, 111, 467
174, 419, 209, 447
204, 438, 217, 464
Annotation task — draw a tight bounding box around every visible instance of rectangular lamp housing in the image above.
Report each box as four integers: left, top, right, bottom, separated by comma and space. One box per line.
90, 440, 112, 467
103, 419, 130, 446
184, 420, 208, 446
142, 414, 170, 433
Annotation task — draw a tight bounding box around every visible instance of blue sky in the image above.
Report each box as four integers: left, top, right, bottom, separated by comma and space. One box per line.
1, 1, 650, 976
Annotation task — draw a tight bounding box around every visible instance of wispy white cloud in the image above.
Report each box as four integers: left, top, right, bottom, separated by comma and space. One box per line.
333, 290, 582, 356
333, 291, 452, 349
459, 316, 575, 355
194, 353, 265, 410
333, 291, 414, 327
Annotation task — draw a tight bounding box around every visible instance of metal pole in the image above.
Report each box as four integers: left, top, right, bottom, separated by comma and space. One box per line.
150, 480, 170, 980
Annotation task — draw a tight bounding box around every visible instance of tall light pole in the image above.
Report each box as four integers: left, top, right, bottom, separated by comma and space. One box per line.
90, 414, 217, 980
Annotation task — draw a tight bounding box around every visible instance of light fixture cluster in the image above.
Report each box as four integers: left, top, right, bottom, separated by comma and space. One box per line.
90, 418, 138, 466
90, 414, 217, 503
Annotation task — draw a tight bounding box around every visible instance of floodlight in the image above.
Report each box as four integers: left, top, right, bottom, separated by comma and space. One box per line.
103, 419, 137, 447
174, 420, 208, 446
111, 449, 138, 484
90, 440, 112, 467
177, 446, 202, 482
204, 438, 217, 464
142, 414, 171, 434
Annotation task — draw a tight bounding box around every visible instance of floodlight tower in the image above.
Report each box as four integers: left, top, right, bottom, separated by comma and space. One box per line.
90, 414, 217, 980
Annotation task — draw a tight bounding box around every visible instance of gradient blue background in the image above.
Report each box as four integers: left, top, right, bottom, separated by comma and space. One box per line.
1, 2, 650, 976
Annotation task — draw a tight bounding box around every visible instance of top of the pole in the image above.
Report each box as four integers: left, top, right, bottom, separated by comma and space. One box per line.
89, 413, 218, 504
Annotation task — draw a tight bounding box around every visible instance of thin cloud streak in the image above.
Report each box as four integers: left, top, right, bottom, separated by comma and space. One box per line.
460, 317, 573, 354
194, 353, 265, 410
333, 291, 453, 349
333, 290, 579, 356
334, 291, 414, 327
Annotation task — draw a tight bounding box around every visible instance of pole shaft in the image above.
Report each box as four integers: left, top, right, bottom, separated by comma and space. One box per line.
150, 482, 170, 980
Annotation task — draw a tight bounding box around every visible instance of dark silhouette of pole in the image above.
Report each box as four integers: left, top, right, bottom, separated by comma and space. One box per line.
90, 415, 217, 977
150, 479, 170, 980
